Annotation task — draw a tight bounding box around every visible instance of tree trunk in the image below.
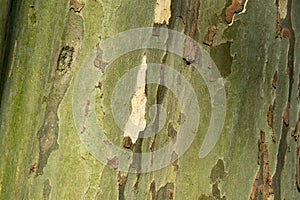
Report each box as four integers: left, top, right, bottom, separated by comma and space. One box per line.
0, 0, 299, 199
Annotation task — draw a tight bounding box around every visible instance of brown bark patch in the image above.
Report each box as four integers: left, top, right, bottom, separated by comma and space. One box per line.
123, 136, 133, 149
203, 25, 217, 46
29, 162, 38, 175
283, 103, 290, 126
272, 71, 278, 89
69, 0, 85, 12
107, 156, 118, 170
251, 131, 274, 199
292, 121, 300, 141
225, 0, 247, 24
94, 43, 109, 72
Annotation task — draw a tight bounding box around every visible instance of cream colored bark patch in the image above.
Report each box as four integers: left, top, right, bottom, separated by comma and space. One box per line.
124, 54, 147, 143
278, 0, 287, 19
154, 0, 171, 25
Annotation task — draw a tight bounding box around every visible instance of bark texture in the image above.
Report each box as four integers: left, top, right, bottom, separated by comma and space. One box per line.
0, 0, 300, 199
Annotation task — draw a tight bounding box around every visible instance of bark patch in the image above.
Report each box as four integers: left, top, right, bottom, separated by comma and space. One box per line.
267, 99, 276, 143
69, 0, 85, 12
250, 131, 274, 199
154, 0, 171, 25
225, 0, 247, 24
203, 25, 217, 46
210, 42, 233, 78
37, 9, 84, 175
43, 179, 52, 200
200, 159, 227, 199
150, 182, 174, 200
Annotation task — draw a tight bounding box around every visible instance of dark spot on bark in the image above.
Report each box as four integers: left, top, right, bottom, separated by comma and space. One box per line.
107, 156, 118, 170
167, 123, 177, 143
123, 136, 133, 149
272, 70, 278, 89
267, 104, 273, 127
297, 147, 300, 191
150, 180, 156, 193
69, 0, 85, 12
152, 23, 161, 36
266, 99, 276, 143
94, 43, 108, 73
283, 103, 290, 126
117, 171, 128, 200
210, 159, 227, 184
210, 42, 233, 78
57, 46, 74, 73
29, 162, 38, 175
281, 27, 291, 38
292, 113, 300, 141
152, 182, 174, 200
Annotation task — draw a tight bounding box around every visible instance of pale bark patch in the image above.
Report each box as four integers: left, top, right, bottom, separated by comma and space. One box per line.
154, 0, 171, 25
124, 54, 147, 143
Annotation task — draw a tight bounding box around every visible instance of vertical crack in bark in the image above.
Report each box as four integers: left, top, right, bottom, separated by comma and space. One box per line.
0, 0, 16, 108
267, 99, 277, 143
272, 0, 295, 198
117, 171, 128, 200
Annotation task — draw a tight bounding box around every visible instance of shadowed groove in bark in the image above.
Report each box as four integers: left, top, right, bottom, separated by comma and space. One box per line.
0, 0, 19, 108
272, 0, 295, 199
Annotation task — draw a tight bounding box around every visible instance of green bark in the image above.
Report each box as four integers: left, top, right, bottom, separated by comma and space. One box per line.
0, 0, 300, 199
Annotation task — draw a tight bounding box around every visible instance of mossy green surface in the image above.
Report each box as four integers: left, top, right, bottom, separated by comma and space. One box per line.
0, 0, 299, 199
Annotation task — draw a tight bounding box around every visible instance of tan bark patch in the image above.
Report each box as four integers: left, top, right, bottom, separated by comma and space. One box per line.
124, 54, 147, 143
278, 0, 288, 20
154, 0, 171, 25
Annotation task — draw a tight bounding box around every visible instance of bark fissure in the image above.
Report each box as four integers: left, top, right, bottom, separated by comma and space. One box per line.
0, 0, 17, 107
272, 0, 295, 198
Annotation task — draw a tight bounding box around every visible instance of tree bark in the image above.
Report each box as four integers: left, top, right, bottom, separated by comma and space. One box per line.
0, 0, 300, 199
